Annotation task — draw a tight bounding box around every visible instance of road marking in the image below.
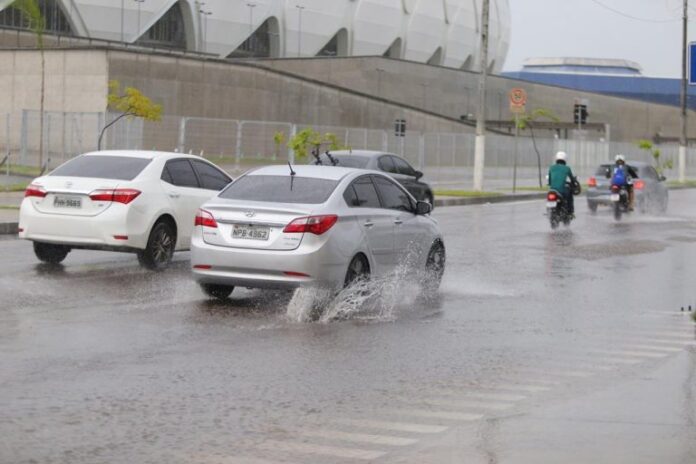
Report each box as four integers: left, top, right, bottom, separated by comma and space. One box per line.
493, 384, 551, 393
430, 389, 527, 402
620, 345, 684, 353
592, 357, 642, 365
624, 338, 696, 347
591, 350, 668, 359
256, 440, 385, 461
299, 429, 417, 447
626, 331, 695, 339
335, 419, 448, 434
405, 397, 514, 411
390, 409, 484, 421
515, 368, 595, 378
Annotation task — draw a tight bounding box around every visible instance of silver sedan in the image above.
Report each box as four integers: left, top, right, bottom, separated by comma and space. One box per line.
190, 165, 445, 300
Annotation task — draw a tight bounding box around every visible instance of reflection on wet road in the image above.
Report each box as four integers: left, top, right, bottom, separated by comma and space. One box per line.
1, 191, 696, 463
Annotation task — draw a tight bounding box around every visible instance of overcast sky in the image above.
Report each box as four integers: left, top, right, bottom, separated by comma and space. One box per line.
504, 0, 695, 77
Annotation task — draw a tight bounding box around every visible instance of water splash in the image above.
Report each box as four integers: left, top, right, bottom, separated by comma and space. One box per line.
286, 249, 441, 323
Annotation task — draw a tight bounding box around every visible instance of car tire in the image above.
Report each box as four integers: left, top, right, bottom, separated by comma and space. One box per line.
33, 242, 70, 264
200, 283, 234, 300
424, 241, 446, 294
344, 254, 370, 288
138, 221, 176, 271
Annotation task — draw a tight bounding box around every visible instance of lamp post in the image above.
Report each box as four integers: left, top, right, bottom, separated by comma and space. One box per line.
133, 0, 145, 42
120, 0, 124, 42
199, 9, 212, 53
246, 2, 257, 54
473, 0, 490, 191
679, 0, 688, 182
295, 5, 305, 57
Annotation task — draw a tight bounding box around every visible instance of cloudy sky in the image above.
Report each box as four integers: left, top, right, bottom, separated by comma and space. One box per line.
504, 0, 694, 77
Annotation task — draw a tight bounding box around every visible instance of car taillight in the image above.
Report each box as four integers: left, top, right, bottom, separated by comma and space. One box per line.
25, 184, 46, 198
283, 215, 338, 235
634, 180, 645, 190
547, 192, 558, 201
588, 177, 597, 187
89, 189, 141, 204
194, 209, 218, 228
611, 185, 620, 192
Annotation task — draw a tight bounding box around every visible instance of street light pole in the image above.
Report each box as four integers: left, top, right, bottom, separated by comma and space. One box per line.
120, 0, 124, 42
134, 0, 145, 42
473, 0, 490, 191
295, 5, 305, 57
199, 9, 212, 53
246, 2, 257, 54
679, 0, 688, 183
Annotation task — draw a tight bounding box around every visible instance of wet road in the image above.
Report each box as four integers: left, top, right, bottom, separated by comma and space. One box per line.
1, 191, 696, 464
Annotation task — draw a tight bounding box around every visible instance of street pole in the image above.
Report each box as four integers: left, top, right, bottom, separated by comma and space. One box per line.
679, 0, 688, 183
200, 10, 211, 53
120, 0, 124, 42
296, 5, 305, 57
134, 0, 145, 42
473, 0, 490, 191
247, 3, 256, 54
513, 113, 519, 194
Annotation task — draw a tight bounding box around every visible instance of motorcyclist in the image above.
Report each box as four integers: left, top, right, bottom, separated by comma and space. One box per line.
548, 151, 577, 217
612, 154, 639, 211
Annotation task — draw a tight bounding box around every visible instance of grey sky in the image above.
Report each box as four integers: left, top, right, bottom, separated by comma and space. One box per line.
504, 0, 694, 77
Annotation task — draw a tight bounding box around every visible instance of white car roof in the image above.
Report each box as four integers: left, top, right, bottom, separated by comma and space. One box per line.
248, 164, 367, 181
80, 150, 202, 161
329, 150, 393, 157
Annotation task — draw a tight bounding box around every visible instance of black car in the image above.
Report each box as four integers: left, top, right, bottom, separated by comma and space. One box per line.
312, 150, 434, 205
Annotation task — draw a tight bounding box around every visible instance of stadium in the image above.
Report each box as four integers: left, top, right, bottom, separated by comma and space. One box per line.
0, 0, 511, 72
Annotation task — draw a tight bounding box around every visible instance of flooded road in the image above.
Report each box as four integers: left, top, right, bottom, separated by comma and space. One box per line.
1, 191, 695, 463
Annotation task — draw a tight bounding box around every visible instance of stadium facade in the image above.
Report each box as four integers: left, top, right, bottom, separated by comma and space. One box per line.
0, 0, 510, 73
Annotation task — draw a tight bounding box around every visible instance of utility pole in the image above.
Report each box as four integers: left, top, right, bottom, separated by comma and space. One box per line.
679, 0, 688, 183
296, 5, 305, 57
473, 0, 490, 191
120, 0, 125, 42
134, 0, 145, 42
246, 3, 256, 54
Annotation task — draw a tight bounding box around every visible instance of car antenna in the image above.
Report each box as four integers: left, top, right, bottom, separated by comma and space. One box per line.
311, 147, 322, 165
288, 161, 296, 191
325, 150, 338, 166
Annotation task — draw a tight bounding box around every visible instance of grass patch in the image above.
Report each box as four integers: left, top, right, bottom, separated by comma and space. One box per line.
0, 205, 19, 210
4, 164, 42, 177
2, 182, 29, 192
435, 189, 503, 198
501, 186, 546, 192
667, 180, 696, 188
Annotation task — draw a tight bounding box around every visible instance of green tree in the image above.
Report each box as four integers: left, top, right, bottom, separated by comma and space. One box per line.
273, 131, 286, 160
514, 108, 560, 188
98, 80, 163, 150
637, 139, 673, 177
287, 128, 347, 161
13, 0, 46, 170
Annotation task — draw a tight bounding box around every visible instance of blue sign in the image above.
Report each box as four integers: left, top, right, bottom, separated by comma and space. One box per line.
690, 42, 696, 85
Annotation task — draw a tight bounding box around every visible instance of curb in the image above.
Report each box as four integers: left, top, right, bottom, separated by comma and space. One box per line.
434, 192, 545, 207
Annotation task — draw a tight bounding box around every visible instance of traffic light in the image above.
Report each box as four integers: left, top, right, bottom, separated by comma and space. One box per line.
573, 104, 588, 125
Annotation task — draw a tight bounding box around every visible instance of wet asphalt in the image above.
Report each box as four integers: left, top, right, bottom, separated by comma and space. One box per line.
1, 191, 696, 464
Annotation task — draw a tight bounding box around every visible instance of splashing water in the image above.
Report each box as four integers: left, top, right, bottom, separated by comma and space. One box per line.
286, 249, 440, 323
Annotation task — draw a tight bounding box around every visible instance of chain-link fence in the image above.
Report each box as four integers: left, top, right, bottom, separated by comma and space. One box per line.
4, 110, 696, 191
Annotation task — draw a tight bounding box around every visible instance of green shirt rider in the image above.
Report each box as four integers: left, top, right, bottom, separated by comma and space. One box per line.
548, 151, 577, 216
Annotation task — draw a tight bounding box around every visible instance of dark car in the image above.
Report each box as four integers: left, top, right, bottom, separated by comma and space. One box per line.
312, 150, 434, 205
586, 161, 669, 213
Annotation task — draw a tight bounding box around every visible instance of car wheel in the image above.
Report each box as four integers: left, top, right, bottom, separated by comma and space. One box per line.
138, 221, 176, 271
424, 241, 446, 294
33, 242, 70, 264
200, 283, 234, 300
344, 254, 370, 288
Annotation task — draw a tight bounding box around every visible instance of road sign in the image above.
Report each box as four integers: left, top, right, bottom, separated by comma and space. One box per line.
509, 88, 528, 107
690, 42, 696, 85
510, 103, 526, 114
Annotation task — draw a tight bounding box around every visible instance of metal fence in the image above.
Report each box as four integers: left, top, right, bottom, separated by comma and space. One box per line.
4, 110, 696, 190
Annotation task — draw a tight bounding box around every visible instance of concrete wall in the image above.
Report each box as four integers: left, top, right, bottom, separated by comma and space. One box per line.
257, 56, 696, 143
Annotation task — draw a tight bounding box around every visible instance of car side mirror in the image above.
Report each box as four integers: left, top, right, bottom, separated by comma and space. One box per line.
415, 200, 432, 215
414, 170, 424, 180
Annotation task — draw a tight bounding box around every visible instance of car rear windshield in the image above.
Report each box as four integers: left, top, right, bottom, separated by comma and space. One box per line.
595, 164, 613, 178
219, 175, 339, 204
50, 156, 152, 180
316, 155, 369, 169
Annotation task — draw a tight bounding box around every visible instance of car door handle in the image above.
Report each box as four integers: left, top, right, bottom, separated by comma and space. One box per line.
394, 219, 403, 225
364, 221, 374, 228
168, 192, 180, 199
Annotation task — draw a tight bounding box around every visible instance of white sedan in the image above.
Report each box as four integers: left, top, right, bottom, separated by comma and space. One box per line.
191, 165, 445, 300
19, 150, 232, 269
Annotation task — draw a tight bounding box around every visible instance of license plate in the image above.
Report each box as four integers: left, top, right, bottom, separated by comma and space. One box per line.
610, 194, 620, 201
53, 195, 82, 209
547, 202, 558, 208
232, 224, 270, 241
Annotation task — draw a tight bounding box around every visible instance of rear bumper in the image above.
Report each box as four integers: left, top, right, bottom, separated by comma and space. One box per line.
190, 228, 347, 290
18, 198, 150, 249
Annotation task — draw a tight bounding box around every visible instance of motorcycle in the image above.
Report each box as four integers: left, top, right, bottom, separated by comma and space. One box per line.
610, 183, 630, 220
546, 189, 573, 229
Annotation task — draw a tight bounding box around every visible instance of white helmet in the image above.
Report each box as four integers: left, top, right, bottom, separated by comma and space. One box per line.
555, 151, 567, 161
615, 154, 626, 162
